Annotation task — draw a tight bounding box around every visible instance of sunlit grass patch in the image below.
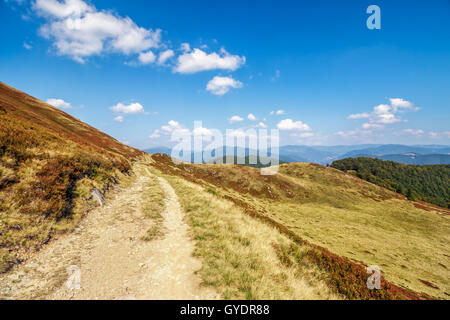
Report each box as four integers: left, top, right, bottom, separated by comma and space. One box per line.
149, 154, 448, 299
157, 171, 340, 300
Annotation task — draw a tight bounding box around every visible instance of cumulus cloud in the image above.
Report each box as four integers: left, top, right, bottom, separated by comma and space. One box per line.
257, 122, 267, 128
390, 98, 419, 112
348, 98, 418, 130
33, 0, 92, 18
157, 49, 174, 65
229, 115, 244, 124
175, 48, 245, 74
192, 126, 212, 136
33, 0, 161, 63
110, 102, 144, 114
114, 115, 124, 122
161, 120, 183, 133
138, 50, 156, 64
277, 119, 311, 131
206, 76, 243, 96
46, 98, 72, 109
158, 120, 211, 138
247, 113, 257, 121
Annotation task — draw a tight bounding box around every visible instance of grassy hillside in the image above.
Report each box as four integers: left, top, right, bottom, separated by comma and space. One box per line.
208, 156, 286, 168
331, 157, 450, 208
147, 163, 342, 299
150, 154, 449, 299
0, 82, 144, 272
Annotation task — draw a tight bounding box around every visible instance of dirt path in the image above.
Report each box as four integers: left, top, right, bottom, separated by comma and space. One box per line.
0, 165, 217, 300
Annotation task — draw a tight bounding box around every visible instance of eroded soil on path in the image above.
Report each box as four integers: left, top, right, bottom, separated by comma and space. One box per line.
0, 164, 217, 300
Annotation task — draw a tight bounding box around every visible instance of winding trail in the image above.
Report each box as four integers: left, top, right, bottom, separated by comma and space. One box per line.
0, 165, 217, 300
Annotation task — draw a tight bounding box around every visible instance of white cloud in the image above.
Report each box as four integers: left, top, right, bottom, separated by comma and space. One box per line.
347, 112, 370, 119
110, 102, 144, 114
277, 119, 311, 131
161, 120, 182, 133
138, 50, 156, 64
226, 129, 248, 139
34, 0, 161, 63
403, 129, 424, 135
206, 76, 243, 96
192, 126, 212, 136
180, 42, 190, 52
46, 98, 72, 109
247, 113, 257, 121
389, 98, 419, 112
347, 98, 418, 129
335, 129, 375, 139
149, 129, 160, 139
33, 0, 89, 17
362, 123, 385, 130
33, 0, 92, 18
158, 49, 174, 65
175, 48, 245, 74
257, 122, 267, 129
23, 42, 32, 50
159, 120, 208, 137
229, 115, 244, 124
270, 110, 285, 115
114, 115, 124, 122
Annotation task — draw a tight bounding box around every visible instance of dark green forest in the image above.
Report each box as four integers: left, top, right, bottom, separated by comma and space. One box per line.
331, 157, 450, 208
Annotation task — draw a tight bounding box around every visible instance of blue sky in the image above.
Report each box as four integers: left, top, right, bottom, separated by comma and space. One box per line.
1, 0, 449, 148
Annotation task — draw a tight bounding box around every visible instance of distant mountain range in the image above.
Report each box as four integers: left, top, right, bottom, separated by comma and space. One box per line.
361, 153, 450, 165
144, 144, 450, 165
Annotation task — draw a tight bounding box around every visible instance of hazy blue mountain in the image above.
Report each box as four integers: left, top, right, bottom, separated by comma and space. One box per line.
340, 145, 450, 159
144, 146, 281, 164
278, 145, 385, 164
376, 154, 450, 165
145, 145, 450, 165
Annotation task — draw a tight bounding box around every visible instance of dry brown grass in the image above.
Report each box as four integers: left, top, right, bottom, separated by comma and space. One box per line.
0, 82, 144, 272
149, 154, 449, 299
146, 164, 341, 300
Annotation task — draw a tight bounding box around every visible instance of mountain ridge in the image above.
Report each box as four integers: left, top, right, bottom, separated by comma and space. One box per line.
0, 82, 144, 272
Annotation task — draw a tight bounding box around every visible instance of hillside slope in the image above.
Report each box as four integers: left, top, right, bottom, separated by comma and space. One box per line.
0, 82, 144, 272
331, 157, 450, 208
150, 154, 450, 299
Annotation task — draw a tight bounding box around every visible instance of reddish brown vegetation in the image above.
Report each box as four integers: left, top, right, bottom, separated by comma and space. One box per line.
0, 82, 144, 270
413, 201, 450, 215
418, 279, 440, 290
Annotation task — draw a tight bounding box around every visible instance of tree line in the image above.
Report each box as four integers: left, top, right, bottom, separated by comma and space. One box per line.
331, 157, 450, 208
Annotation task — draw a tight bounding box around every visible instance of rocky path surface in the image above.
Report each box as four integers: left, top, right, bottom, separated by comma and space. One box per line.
0, 165, 217, 300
